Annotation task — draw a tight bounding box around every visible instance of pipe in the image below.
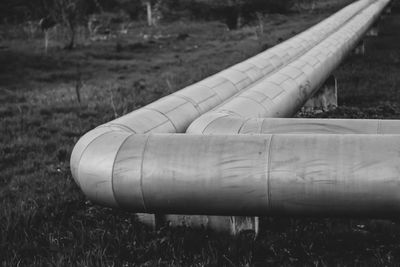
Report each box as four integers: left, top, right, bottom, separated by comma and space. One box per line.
187, 0, 391, 134
137, 116, 400, 233
190, 117, 400, 135
71, 0, 378, 183
75, 133, 400, 217
112, 0, 373, 131
71, 0, 381, 189
70, 0, 391, 231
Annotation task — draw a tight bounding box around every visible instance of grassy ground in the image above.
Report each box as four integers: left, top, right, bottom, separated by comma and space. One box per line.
1, 0, 400, 265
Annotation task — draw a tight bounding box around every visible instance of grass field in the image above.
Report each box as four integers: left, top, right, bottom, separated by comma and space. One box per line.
1, 0, 400, 265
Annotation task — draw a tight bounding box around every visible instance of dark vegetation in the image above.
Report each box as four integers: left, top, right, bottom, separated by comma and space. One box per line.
1, 0, 296, 23
1, 0, 400, 265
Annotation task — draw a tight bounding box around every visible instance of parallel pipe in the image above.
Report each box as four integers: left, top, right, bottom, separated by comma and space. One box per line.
72, 0, 382, 187
105, 0, 372, 134
74, 0, 372, 142
193, 118, 400, 135
70, 0, 393, 227
187, 0, 390, 134
163, 116, 400, 232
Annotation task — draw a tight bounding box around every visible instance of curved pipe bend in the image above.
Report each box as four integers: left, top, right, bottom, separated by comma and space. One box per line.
72, 0, 376, 141
71, 0, 383, 186
70, 0, 392, 218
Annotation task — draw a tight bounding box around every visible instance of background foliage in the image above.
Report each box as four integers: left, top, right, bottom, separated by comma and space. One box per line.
0, 0, 297, 24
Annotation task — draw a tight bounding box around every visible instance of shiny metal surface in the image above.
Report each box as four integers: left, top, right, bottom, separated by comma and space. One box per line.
75, 133, 400, 216
187, 0, 390, 134
241, 118, 400, 134
71, 0, 385, 186
188, 118, 400, 135
70, 0, 392, 232
74, 0, 373, 139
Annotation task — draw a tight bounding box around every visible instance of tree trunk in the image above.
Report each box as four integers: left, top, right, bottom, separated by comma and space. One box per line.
65, 26, 75, 50
146, 1, 153, 26
44, 30, 49, 54
236, 7, 243, 29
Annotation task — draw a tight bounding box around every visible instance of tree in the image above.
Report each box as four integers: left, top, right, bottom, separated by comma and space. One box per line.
143, 0, 153, 26
51, 0, 88, 49
141, 0, 160, 26
39, 16, 57, 53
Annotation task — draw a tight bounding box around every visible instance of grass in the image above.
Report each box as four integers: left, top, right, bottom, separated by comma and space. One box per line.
1, 0, 400, 265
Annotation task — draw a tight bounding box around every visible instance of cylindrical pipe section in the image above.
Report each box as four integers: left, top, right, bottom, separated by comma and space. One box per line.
189, 117, 400, 135
79, 0, 374, 137
70, 0, 390, 233
75, 134, 400, 217
241, 118, 400, 134
187, 0, 390, 134
71, 0, 381, 185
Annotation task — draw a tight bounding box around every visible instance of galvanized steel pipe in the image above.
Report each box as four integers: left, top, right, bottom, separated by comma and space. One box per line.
187, 0, 390, 134
70, 0, 394, 222
80, 0, 373, 135
75, 133, 400, 217
71, 0, 383, 184
191, 117, 400, 135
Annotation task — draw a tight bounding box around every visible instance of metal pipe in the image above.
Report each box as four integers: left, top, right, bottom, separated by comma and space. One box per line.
140, 116, 400, 233
187, 0, 390, 134
75, 133, 400, 217
71, 0, 379, 183
189, 117, 400, 135
79, 0, 373, 135
70, 0, 391, 232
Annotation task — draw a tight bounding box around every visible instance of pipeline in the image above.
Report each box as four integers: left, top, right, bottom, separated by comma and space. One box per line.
72, 0, 372, 154
196, 117, 400, 135
70, 0, 392, 232
76, 133, 400, 217
187, 0, 391, 134
71, 0, 384, 189
106, 0, 374, 133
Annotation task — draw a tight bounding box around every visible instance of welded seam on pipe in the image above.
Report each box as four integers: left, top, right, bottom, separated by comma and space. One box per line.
73, 130, 115, 186
172, 95, 202, 115
202, 116, 226, 134
106, 123, 136, 133
139, 135, 151, 212
141, 122, 169, 134
266, 134, 274, 210
142, 109, 179, 133
136, 109, 177, 133
111, 134, 132, 208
